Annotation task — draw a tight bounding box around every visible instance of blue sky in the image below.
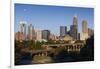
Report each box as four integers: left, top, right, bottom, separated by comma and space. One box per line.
15, 3, 94, 35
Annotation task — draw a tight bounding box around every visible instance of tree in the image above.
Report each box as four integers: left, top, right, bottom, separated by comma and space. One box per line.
80, 35, 94, 61
35, 41, 42, 50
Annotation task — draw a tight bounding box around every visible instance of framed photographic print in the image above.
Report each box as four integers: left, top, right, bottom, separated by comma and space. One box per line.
11, 0, 95, 69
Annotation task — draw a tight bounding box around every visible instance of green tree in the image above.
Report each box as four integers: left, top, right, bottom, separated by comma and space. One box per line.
35, 41, 42, 50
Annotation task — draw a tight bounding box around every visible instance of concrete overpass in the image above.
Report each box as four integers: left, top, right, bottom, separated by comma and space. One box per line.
22, 43, 85, 57
42, 43, 85, 52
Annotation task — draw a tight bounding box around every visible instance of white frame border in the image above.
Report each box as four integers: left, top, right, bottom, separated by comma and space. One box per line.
11, 0, 95, 69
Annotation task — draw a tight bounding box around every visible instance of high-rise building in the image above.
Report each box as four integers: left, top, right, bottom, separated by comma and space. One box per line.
42, 30, 50, 40
20, 21, 27, 40
78, 33, 80, 40
73, 15, 78, 27
82, 20, 88, 34
36, 30, 42, 41
60, 26, 67, 37
80, 33, 89, 40
69, 15, 78, 40
15, 32, 26, 42
80, 20, 89, 40
28, 24, 35, 40
70, 25, 77, 40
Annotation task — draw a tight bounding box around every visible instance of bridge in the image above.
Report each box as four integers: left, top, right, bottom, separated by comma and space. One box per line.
42, 43, 85, 52
21, 43, 85, 57
21, 49, 49, 57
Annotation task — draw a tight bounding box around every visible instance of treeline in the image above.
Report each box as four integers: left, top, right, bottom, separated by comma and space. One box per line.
15, 39, 63, 50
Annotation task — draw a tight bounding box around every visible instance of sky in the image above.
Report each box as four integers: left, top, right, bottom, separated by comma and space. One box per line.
15, 3, 94, 35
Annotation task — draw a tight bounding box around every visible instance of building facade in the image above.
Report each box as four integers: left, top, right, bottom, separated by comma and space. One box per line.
80, 33, 89, 40
36, 30, 42, 41
19, 21, 27, 40
70, 25, 78, 40
42, 30, 50, 40
15, 32, 26, 42
28, 24, 35, 40
60, 26, 67, 37
82, 20, 88, 34
73, 15, 78, 27
70, 15, 78, 40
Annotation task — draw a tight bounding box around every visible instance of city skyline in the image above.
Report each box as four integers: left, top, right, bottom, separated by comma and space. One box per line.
14, 4, 94, 65
15, 4, 94, 35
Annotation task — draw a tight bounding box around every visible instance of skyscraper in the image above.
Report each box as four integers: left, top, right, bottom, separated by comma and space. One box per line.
28, 24, 35, 40
73, 15, 78, 27
42, 30, 50, 40
80, 32, 89, 40
70, 15, 78, 40
20, 21, 27, 40
70, 25, 77, 40
15, 32, 26, 42
82, 20, 88, 34
60, 26, 67, 37
36, 30, 42, 41
80, 20, 89, 40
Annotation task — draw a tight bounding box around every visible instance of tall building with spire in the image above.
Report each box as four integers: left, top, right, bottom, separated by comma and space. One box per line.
19, 21, 27, 40
73, 15, 78, 27
70, 15, 78, 40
